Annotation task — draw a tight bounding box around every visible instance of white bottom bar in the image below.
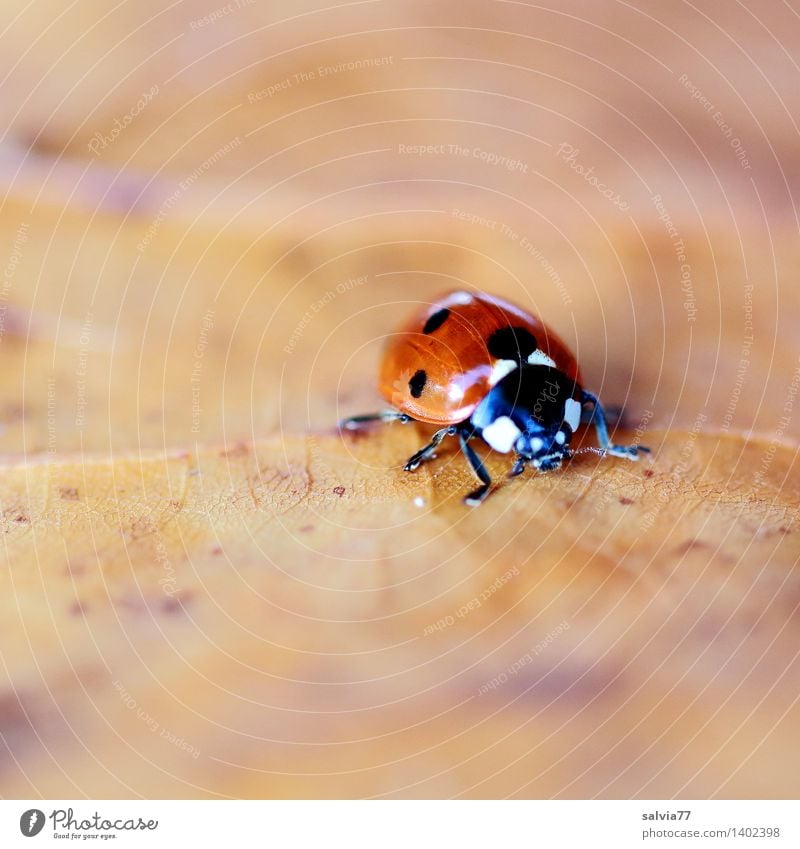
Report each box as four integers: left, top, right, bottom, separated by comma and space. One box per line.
2, 800, 797, 847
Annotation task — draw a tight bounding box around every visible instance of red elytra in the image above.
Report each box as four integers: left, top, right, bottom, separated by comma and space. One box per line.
378, 290, 581, 425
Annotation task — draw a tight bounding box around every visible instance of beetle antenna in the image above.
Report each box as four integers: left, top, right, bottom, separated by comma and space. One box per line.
569, 446, 607, 458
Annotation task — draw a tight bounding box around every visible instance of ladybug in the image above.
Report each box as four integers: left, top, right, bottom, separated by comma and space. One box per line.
341, 290, 648, 505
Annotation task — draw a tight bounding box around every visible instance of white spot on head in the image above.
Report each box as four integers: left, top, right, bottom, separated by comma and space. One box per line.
527, 349, 556, 367
555, 430, 566, 445
482, 416, 521, 453
531, 437, 544, 452
489, 358, 518, 386
564, 398, 582, 432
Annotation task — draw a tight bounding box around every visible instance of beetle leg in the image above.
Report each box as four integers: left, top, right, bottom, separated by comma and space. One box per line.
580, 391, 650, 459
403, 426, 457, 471
459, 431, 492, 506
339, 410, 411, 430
581, 400, 622, 426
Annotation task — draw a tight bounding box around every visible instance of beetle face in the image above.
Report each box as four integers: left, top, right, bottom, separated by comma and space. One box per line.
469, 364, 583, 462
514, 423, 571, 465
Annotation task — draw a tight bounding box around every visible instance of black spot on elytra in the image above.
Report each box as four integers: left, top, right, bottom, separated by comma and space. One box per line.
487, 326, 538, 362
409, 369, 427, 398
422, 308, 450, 334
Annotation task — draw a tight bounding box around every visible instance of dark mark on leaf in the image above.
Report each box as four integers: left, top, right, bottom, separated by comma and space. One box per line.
221, 442, 249, 458
676, 538, 709, 554
163, 593, 192, 614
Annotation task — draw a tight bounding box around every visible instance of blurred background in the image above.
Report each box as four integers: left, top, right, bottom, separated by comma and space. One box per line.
0, 0, 799, 800
1, 0, 798, 453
